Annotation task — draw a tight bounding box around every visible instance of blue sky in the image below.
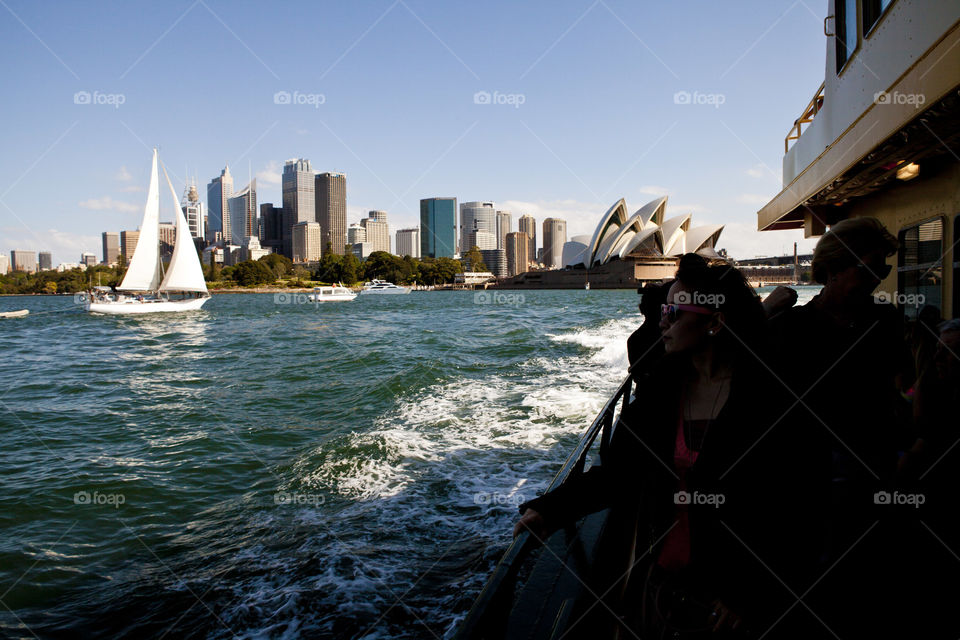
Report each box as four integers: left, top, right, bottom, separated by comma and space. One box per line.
0, 0, 829, 265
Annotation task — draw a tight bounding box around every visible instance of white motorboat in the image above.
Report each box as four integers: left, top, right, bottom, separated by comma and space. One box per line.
359, 279, 411, 295
87, 149, 210, 315
308, 285, 357, 302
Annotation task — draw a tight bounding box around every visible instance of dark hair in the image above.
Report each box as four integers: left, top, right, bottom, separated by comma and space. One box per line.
811, 217, 898, 284
638, 281, 671, 318
674, 253, 768, 365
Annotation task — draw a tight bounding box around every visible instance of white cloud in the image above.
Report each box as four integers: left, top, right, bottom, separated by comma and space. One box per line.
670, 203, 710, 214
0, 226, 100, 267
638, 185, 670, 196
78, 196, 139, 213
735, 193, 772, 206
256, 161, 282, 186
115, 166, 133, 182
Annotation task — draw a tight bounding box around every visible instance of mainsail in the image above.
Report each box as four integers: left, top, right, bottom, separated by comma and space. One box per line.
117, 149, 161, 291
159, 164, 209, 294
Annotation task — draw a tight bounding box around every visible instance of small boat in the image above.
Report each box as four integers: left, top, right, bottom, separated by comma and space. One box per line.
307, 284, 357, 302
87, 149, 210, 315
359, 279, 411, 295
585, 282, 590, 290
0, 309, 29, 319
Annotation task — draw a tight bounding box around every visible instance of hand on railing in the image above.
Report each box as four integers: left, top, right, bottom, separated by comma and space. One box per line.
513, 507, 549, 541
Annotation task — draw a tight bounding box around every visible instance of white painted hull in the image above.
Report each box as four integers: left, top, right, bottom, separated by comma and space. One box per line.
306, 295, 357, 302
86, 296, 209, 315
359, 288, 410, 295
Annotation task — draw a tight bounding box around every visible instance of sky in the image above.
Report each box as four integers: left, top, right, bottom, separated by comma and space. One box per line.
0, 0, 830, 266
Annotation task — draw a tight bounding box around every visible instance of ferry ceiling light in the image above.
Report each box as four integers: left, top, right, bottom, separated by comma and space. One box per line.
896, 162, 920, 181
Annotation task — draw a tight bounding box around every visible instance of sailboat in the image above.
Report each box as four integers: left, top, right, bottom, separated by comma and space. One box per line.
87, 149, 210, 314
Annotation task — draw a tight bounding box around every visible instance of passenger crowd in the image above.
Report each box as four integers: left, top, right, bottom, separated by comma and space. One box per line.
515, 217, 959, 638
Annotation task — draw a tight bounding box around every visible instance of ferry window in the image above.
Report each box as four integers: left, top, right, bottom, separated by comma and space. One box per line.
898, 218, 943, 319
835, 0, 859, 73
863, 0, 893, 36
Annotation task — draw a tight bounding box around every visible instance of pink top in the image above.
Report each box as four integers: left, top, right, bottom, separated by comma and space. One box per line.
657, 415, 708, 570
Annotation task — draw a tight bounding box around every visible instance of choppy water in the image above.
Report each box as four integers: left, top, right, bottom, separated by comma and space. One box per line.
0, 286, 819, 639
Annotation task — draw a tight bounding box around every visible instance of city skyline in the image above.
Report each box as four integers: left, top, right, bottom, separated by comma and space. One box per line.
1, 1, 826, 265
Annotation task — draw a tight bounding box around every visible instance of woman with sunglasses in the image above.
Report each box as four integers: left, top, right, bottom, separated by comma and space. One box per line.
767, 216, 910, 637
515, 253, 803, 636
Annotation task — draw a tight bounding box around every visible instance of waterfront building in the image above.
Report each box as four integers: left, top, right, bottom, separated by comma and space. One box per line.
292, 220, 322, 264
505, 231, 529, 277
351, 241, 376, 261
282, 158, 314, 258
227, 179, 257, 246
81, 253, 97, 267
519, 214, 537, 264
158, 222, 176, 259
0, 254, 8, 274
239, 236, 271, 262
206, 164, 233, 245
420, 197, 457, 258
315, 172, 346, 255
756, 1, 960, 319
496, 210, 512, 250
480, 248, 507, 279
120, 230, 139, 263
396, 227, 420, 258
102, 231, 119, 265
38, 251, 52, 271
542, 218, 567, 270
259, 203, 283, 255
56, 262, 83, 272
10, 250, 36, 273
460, 201, 496, 254
360, 211, 390, 254
347, 223, 366, 245
182, 181, 204, 241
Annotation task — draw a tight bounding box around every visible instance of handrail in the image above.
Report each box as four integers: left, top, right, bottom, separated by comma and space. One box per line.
453, 373, 635, 640
785, 81, 825, 153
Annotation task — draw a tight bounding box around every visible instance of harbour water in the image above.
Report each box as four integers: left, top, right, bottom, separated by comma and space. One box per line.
0, 286, 819, 639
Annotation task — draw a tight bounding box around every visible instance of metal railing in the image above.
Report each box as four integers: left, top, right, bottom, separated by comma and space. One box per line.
785, 82, 825, 153
454, 373, 635, 639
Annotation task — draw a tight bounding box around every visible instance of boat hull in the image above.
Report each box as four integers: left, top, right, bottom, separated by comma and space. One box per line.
306, 295, 357, 302
86, 296, 209, 315
359, 289, 410, 295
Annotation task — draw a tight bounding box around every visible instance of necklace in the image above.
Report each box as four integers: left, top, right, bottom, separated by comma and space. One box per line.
683, 375, 730, 452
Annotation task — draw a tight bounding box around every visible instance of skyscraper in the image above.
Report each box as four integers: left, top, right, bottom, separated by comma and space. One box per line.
496, 210, 512, 250
0, 254, 8, 274
347, 224, 366, 244
158, 222, 176, 259
480, 249, 507, 278
395, 227, 420, 258
120, 230, 139, 264
10, 250, 36, 273
292, 221, 322, 264
506, 231, 529, 277
459, 201, 496, 253
182, 181, 205, 241
420, 198, 457, 258
81, 253, 97, 267
206, 165, 233, 244
259, 203, 283, 254
227, 179, 257, 245
38, 251, 52, 271
360, 211, 390, 254
542, 218, 567, 270
315, 172, 346, 255
519, 214, 536, 263
282, 158, 314, 258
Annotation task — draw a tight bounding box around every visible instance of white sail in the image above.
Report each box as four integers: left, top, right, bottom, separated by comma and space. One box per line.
117, 149, 161, 291
159, 164, 209, 294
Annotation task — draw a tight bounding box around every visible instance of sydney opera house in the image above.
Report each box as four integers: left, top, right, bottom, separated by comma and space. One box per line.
496, 196, 724, 289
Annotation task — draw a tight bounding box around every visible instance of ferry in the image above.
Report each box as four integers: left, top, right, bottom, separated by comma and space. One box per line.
359, 279, 411, 295
307, 285, 356, 302
456, 2, 959, 638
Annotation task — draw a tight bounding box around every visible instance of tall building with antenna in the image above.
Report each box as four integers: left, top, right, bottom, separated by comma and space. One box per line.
181, 179, 205, 241
206, 164, 233, 244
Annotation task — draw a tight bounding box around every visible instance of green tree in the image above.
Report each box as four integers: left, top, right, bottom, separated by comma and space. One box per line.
233, 260, 275, 286
463, 246, 487, 272
259, 253, 292, 279
341, 252, 360, 285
